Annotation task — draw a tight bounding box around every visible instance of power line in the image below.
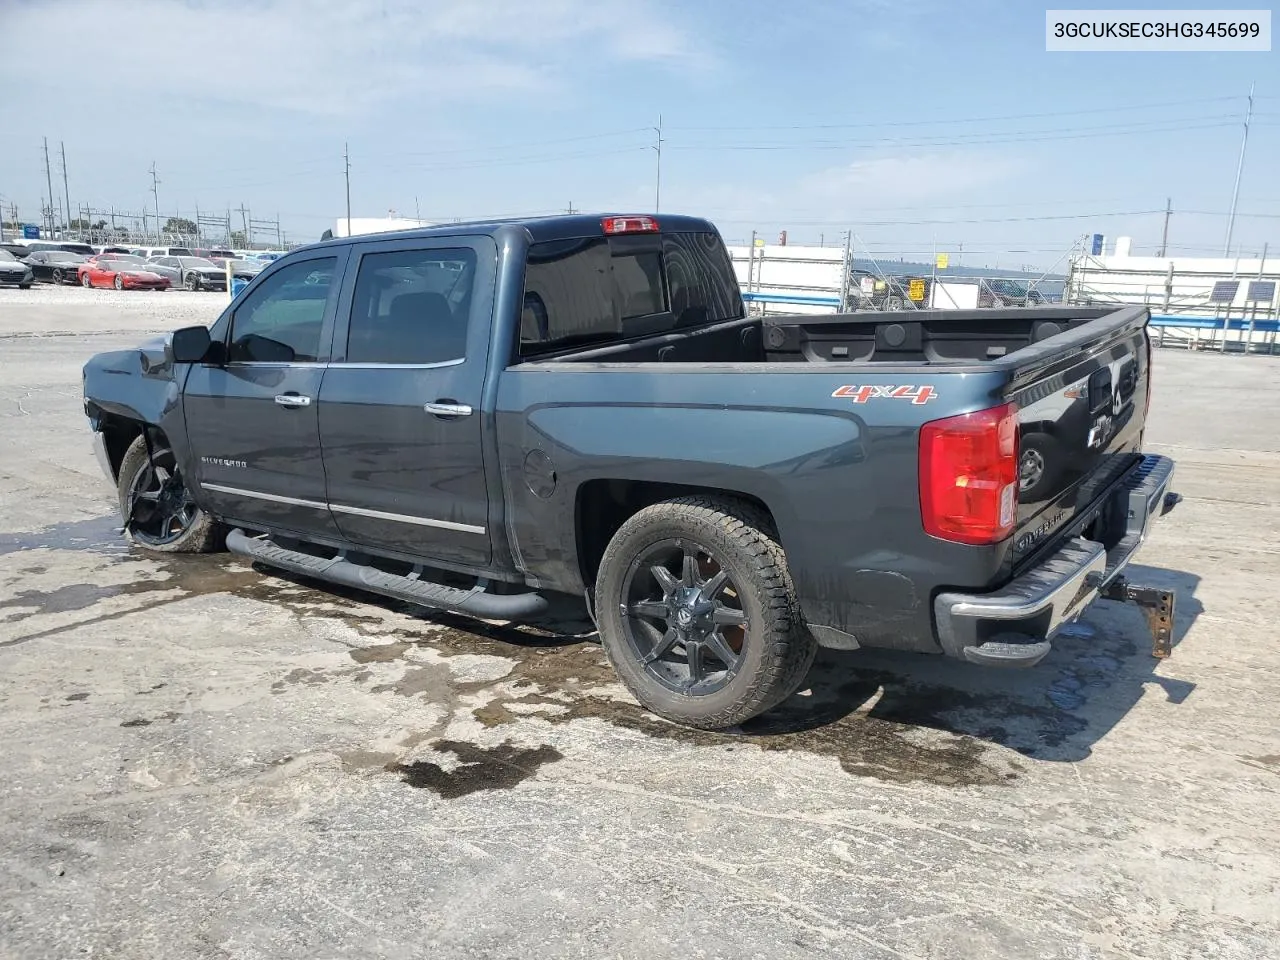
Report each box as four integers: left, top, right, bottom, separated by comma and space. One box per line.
666, 95, 1247, 131
670, 119, 1251, 151
707, 210, 1165, 227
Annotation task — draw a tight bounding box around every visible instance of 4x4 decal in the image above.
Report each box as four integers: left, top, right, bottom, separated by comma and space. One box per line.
832, 385, 938, 405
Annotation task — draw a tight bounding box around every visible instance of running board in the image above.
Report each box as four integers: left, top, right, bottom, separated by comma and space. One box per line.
225, 528, 549, 620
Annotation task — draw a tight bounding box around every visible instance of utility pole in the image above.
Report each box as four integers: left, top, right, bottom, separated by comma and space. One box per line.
652, 116, 663, 213
344, 142, 352, 238
149, 161, 162, 239
43, 137, 55, 236
59, 141, 73, 237
276, 213, 283, 250
414, 195, 421, 220
566, 201, 576, 214
236, 204, 250, 246
1224, 82, 1254, 256
1158, 197, 1172, 258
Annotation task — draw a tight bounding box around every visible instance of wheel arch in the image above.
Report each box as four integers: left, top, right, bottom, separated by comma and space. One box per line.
574, 478, 778, 593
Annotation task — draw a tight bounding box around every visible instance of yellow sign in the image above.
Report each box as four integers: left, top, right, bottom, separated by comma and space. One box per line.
753, 237, 765, 248
908, 278, 926, 301
935, 253, 949, 270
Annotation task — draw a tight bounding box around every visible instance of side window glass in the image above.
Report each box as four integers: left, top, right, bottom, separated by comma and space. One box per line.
345, 248, 475, 364
228, 258, 336, 363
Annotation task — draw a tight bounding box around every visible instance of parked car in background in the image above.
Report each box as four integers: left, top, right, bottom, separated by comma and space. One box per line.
80, 258, 171, 291
195, 248, 237, 261
98, 246, 134, 255
20, 240, 97, 257
0, 242, 32, 259
148, 255, 227, 291
130, 246, 194, 259
23, 250, 89, 284
0, 249, 34, 288
981, 279, 1048, 308
77, 253, 148, 284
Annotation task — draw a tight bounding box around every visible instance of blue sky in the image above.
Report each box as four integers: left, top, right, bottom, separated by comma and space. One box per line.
0, 0, 1275, 267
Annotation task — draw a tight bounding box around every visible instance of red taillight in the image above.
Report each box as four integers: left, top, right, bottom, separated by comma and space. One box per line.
919, 402, 1019, 545
601, 215, 659, 235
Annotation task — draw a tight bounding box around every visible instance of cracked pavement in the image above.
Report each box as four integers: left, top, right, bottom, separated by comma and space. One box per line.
1, 287, 1279, 959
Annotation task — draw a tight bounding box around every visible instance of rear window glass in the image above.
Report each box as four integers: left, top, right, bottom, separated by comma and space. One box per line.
520, 231, 740, 358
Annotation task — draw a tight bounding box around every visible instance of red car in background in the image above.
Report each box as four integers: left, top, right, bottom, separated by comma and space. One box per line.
79, 257, 171, 291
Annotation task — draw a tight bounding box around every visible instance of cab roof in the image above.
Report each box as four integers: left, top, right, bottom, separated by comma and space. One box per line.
319, 213, 719, 249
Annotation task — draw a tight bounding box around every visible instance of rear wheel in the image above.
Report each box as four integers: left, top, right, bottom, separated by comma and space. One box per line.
595, 496, 816, 730
81, 271, 93, 288
53, 268, 66, 285
116, 435, 224, 554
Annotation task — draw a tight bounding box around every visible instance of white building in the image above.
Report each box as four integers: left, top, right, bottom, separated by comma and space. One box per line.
330, 216, 434, 239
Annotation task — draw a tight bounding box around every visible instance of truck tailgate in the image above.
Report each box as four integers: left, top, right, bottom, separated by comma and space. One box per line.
1006, 307, 1151, 570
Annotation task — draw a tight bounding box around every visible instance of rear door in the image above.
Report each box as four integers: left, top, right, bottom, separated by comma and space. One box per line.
184, 252, 347, 538
318, 236, 496, 570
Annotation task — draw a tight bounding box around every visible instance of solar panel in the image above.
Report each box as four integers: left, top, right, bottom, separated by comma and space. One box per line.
1208, 281, 1239, 304
1246, 280, 1277, 302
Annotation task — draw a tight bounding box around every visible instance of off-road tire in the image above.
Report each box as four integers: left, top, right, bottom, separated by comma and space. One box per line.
116, 434, 224, 553
596, 496, 817, 730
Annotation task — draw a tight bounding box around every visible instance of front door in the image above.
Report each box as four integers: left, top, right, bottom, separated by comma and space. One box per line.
184, 252, 346, 538
318, 237, 494, 570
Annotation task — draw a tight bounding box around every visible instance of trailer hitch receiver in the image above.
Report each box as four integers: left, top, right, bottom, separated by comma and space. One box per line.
1099, 576, 1176, 658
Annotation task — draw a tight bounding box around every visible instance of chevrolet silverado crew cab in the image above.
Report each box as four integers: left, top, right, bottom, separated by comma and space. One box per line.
83, 214, 1179, 730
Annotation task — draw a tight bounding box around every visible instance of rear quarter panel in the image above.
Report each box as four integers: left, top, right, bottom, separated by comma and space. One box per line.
496, 363, 1012, 652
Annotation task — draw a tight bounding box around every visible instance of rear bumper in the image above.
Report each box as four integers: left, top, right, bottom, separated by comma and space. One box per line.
934, 454, 1177, 667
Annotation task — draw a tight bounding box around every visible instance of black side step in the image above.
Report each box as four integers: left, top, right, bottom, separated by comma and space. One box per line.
225, 528, 549, 620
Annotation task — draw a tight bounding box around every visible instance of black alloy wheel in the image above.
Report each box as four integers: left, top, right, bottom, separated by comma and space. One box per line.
620, 539, 750, 695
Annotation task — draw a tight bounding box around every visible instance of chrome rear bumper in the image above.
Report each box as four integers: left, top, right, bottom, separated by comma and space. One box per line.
934, 454, 1177, 667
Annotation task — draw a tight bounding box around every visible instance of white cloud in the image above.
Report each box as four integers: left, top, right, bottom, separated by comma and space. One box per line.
0, 0, 696, 116
798, 152, 1024, 205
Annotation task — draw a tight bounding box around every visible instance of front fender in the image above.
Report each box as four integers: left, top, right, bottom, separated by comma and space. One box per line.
82, 338, 192, 474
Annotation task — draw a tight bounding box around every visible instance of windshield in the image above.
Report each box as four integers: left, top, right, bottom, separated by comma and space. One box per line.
178, 257, 218, 269
0, 250, 16, 262
49, 252, 87, 263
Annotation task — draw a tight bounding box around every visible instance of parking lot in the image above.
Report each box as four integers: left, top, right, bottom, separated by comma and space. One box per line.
1, 284, 1278, 959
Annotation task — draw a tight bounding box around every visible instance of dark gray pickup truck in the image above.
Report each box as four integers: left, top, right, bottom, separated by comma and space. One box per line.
83, 213, 1179, 729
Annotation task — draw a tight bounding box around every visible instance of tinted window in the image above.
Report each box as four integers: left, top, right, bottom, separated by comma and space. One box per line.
345, 248, 475, 364
520, 236, 669, 356
178, 257, 217, 268
228, 257, 336, 363
663, 233, 743, 326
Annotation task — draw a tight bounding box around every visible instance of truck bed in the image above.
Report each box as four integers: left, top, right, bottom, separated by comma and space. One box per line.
534, 306, 1127, 368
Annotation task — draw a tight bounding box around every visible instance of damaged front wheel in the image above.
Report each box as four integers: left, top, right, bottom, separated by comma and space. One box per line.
117, 434, 224, 553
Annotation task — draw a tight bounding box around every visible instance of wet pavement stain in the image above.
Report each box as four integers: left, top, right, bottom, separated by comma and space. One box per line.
2, 517, 1142, 786
387, 741, 563, 798
120, 711, 180, 728
1, 583, 132, 618
64, 692, 89, 702
0, 516, 127, 557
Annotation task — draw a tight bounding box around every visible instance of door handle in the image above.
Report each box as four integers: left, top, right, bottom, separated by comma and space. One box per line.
424, 401, 472, 418
274, 394, 312, 408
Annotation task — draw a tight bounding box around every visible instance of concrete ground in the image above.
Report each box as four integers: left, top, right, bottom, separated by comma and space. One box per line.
1, 285, 1278, 960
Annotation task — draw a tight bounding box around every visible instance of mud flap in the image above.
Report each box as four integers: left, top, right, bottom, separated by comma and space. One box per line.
1100, 576, 1176, 658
